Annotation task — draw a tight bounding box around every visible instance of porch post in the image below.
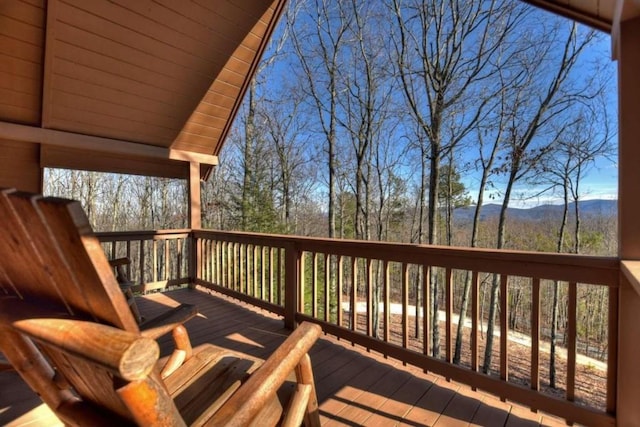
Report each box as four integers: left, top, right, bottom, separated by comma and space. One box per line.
616, 15, 640, 427
188, 162, 201, 287
188, 161, 201, 229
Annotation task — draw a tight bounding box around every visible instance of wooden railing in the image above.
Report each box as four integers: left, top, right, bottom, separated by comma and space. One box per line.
193, 230, 618, 427
96, 229, 191, 293
193, 230, 288, 317
98, 228, 618, 425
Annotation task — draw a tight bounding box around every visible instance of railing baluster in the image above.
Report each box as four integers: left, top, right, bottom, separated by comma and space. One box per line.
531, 277, 540, 391
254, 245, 259, 298
111, 241, 117, 261
152, 240, 158, 283
402, 262, 408, 350
246, 244, 251, 296
277, 247, 282, 305
139, 240, 145, 286
607, 285, 618, 414
212, 239, 216, 284
312, 252, 318, 318
165, 239, 170, 281
350, 256, 357, 331
471, 270, 479, 372
126, 240, 131, 278
367, 258, 373, 337
383, 260, 390, 344
233, 243, 239, 292
324, 253, 330, 322
500, 274, 509, 382
337, 255, 343, 328
221, 241, 226, 288
263, 246, 272, 303
423, 265, 430, 358
240, 243, 245, 293
567, 281, 577, 402
262, 245, 266, 299
214, 240, 219, 285
177, 238, 183, 281
299, 251, 306, 313
446, 267, 453, 363
207, 240, 212, 282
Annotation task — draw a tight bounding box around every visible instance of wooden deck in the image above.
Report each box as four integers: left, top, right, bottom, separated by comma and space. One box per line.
0, 287, 570, 426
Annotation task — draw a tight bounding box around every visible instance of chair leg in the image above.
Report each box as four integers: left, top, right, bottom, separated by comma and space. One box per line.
295, 354, 321, 427
123, 288, 144, 324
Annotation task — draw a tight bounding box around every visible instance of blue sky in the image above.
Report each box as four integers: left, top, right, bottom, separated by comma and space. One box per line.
467, 25, 619, 208
251, 2, 619, 210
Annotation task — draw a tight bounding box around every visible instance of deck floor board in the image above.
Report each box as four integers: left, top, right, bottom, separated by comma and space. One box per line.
1, 288, 575, 426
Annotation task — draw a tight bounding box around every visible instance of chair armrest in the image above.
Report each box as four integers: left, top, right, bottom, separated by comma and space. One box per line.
139, 304, 197, 340
209, 322, 322, 425
12, 318, 158, 381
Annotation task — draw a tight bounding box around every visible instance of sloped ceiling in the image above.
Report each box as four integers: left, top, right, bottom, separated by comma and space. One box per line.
0, 0, 286, 177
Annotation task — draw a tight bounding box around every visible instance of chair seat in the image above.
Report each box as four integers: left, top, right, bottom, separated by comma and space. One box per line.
165, 345, 294, 426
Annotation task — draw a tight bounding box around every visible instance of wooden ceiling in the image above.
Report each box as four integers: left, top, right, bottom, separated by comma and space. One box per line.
0, 0, 286, 178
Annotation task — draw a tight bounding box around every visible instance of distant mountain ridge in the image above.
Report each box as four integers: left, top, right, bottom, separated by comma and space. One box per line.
454, 199, 617, 222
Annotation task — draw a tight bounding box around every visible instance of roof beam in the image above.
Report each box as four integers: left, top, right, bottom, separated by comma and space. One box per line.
0, 121, 218, 167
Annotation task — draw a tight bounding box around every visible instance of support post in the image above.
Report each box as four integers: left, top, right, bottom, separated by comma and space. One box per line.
188, 162, 201, 229
188, 162, 201, 288
617, 15, 640, 427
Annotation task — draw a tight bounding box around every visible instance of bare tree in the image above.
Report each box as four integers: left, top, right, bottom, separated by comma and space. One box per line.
539, 98, 614, 386
482, 21, 597, 373
389, 0, 522, 357
290, 0, 350, 239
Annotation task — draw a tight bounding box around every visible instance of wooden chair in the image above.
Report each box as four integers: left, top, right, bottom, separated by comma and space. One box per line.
0, 189, 322, 426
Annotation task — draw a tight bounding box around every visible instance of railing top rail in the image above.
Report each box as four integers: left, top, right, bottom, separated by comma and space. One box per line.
96, 229, 191, 241
194, 229, 619, 286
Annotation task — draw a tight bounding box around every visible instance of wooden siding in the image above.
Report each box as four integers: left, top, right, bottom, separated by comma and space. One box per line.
0, 288, 570, 427
0, 0, 45, 125
0, 139, 41, 192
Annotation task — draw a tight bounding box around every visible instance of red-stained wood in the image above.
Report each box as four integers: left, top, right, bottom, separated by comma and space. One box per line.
567, 281, 577, 402
205, 322, 321, 426
350, 256, 357, 332
606, 285, 618, 414
500, 274, 509, 382
402, 262, 408, 350
423, 265, 430, 358
531, 278, 541, 391
383, 260, 390, 343
471, 271, 479, 372
445, 267, 453, 364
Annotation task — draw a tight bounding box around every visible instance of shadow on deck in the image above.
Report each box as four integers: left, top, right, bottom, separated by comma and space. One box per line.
1, 287, 568, 426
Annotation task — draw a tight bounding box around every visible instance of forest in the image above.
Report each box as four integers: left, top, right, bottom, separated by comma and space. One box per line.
44, 0, 618, 409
